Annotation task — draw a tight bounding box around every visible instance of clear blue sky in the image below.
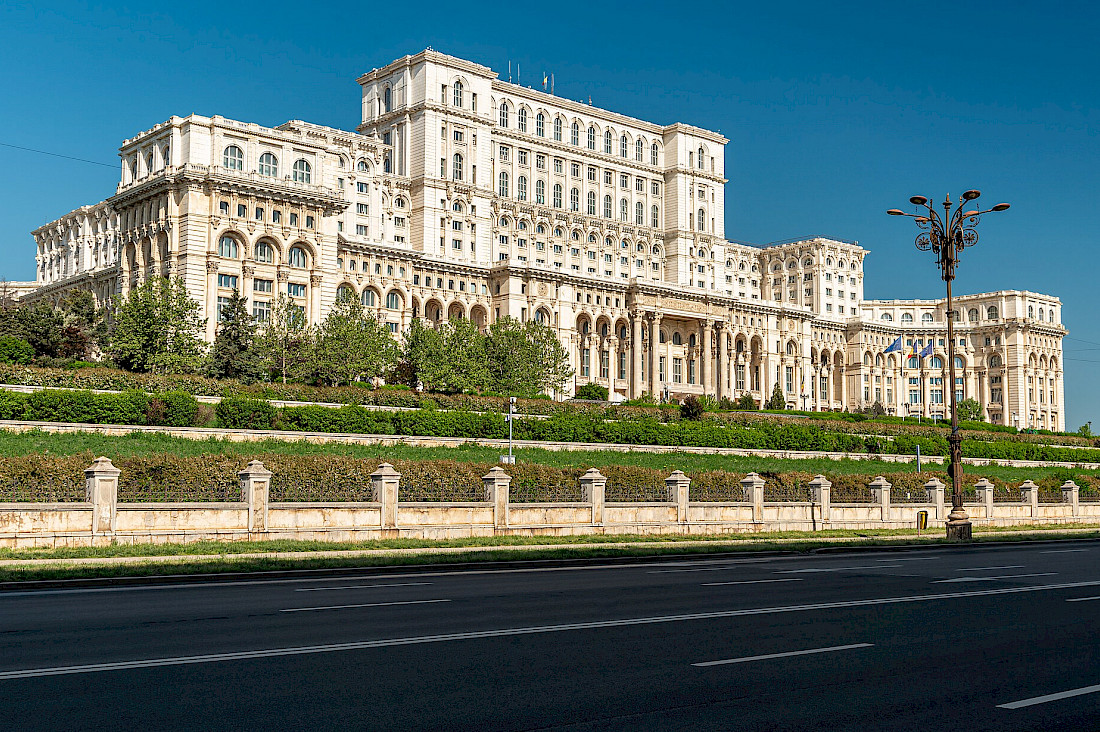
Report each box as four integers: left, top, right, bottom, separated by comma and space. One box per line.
2, 0, 1097, 428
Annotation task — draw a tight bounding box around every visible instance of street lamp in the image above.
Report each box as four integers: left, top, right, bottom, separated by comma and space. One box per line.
888, 190, 1010, 540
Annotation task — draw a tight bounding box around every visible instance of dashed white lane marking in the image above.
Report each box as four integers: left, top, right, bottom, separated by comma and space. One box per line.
1066, 596, 1100, 603
702, 578, 803, 587
693, 643, 873, 667
957, 566, 1025, 572
998, 683, 1100, 709
281, 599, 450, 613
1041, 549, 1089, 554
295, 582, 433, 592
875, 557, 941, 562
5, 579, 1099, 680
934, 573, 1056, 584
777, 565, 903, 574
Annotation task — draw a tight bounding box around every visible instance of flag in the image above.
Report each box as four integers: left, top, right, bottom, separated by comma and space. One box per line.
884, 336, 902, 354
542, 72, 548, 91
907, 343, 919, 360
919, 341, 933, 358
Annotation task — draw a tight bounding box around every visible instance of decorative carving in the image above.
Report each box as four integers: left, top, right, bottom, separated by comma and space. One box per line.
206, 260, 219, 273
310, 273, 323, 286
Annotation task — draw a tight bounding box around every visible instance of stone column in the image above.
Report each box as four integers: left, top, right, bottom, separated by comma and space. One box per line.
716, 323, 728, 401
371, 462, 402, 530
924, 477, 946, 522
631, 313, 644, 398
975, 477, 995, 520
665, 470, 691, 524
648, 313, 661, 394
242, 264, 255, 313
701, 320, 713, 395
741, 472, 765, 524
309, 273, 323, 326
239, 459, 272, 533
869, 476, 892, 524
808, 474, 831, 524
205, 259, 219, 341
1062, 479, 1080, 517
85, 456, 120, 536
483, 466, 511, 531
1020, 479, 1039, 518
580, 468, 606, 525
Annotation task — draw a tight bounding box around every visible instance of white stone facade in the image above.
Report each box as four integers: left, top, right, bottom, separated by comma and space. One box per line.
23, 49, 1067, 430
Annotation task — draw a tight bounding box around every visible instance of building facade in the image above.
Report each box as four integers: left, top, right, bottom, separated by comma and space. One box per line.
24, 50, 1067, 430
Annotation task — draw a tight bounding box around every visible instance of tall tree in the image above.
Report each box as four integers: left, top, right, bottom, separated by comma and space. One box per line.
765, 382, 787, 410
484, 317, 573, 397
107, 277, 206, 374
405, 317, 490, 394
255, 295, 310, 384
208, 290, 262, 382
309, 296, 398, 386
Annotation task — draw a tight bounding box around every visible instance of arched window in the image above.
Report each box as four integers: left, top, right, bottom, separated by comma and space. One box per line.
146, 150, 153, 173
587, 191, 597, 215
954, 356, 964, 369
499, 171, 509, 197
587, 126, 596, 150
651, 205, 659, 228
880, 313, 893, 321
383, 86, 392, 112
453, 81, 464, 107
989, 354, 1002, 368
254, 241, 274, 263
223, 145, 243, 171
517, 175, 528, 201
452, 153, 463, 181
536, 112, 545, 137
362, 289, 377, 307
901, 313, 913, 323
386, 291, 401, 310
695, 209, 704, 231
553, 117, 562, 141
788, 342, 797, 356
217, 235, 239, 258
931, 356, 943, 368
697, 147, 705, 169
1038, 307, 1045, 321
535, 179, 545, 204
672, 332, 682, 345
535, 309, 547, 324
620, 198, 628, 221
570, 187, 579, 211
452, 201, 464, 213
518, 107, 528, 132
288, 246, 308, 268
863, 352, 872, 366
987, 306, 999, 319
357, 159, 369, 172
1028, 305, 1034, 318
652, 245, 661, 256
620, 135, 628, 157
604, 130, 613, 154
603, 195, 612, 219
650, 143, 658, 165
635, 201, 644, 225
571, 122, 579, 146
553, 183, 563, 208
659, 330, 666, 343
499, 102, 509, 128
258, 152, 278, 177
292, 159, 311, 183
336, 285, 355, 302
635, 139, 644, 161
921, 313, 934, 324
968, 308, 979, 322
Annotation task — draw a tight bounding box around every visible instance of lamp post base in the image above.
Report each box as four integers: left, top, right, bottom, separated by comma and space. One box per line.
946, 520, 973, 541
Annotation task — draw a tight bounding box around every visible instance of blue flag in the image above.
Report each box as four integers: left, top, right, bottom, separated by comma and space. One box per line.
884, 336, 903, 353
919, 341, 933, 358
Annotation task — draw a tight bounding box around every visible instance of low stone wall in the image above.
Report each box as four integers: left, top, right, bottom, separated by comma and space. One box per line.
0, 459, 1096, 548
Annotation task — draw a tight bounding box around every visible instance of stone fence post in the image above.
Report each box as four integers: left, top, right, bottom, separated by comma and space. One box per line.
370, 463, 401, 530
239, 459, 272, 533
924, 477, 946, 522
483, 466, 511, 531
579, 468, 606, 526
1062, 480, 1080, 517
869, 476, 891, 523
85, 457, 119, 536
741, 472, 765, 524
808, 475, 831, 526
1020, 480, 1039, 518
975, 478, 995, 519
666, 471, 691, 524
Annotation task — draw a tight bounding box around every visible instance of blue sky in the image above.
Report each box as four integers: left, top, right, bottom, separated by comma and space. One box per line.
2, 1, 1097, 428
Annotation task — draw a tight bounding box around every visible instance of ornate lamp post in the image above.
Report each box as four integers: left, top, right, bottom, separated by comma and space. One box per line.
888, 190, 1010, 540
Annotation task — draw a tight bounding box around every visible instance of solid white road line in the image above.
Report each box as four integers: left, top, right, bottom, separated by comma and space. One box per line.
998, 683, 1100, 709
281, 599, 450, 613
702, 578, 803, 587
1066, 596, 1100, 603
1041, 549, 1089, 554
295, 582, 433, 592
934, 573, 1056, 584
875, 557, 941, 562
956, 566, 1025, 572
777, 565, 903, 574
693, 643, 873, 667
5, 579, 1100, 680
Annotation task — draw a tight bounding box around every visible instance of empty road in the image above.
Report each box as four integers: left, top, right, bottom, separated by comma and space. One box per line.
3, 541, 1100, 730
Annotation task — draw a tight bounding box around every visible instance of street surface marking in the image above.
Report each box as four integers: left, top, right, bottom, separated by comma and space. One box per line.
875, 557, 941, 562
956, 566, 1025, 572
1066, 596, 1100, 602
693, 643, 873, 667
295, 582, 433, 592
777, 565, 903, 574
1041, 549, 1089, 554
998, 683, 1100, 709
6, 579, 1100, 680
281, 599, 450, 613
702, 578, 803, 587
934, 573, 1056, 584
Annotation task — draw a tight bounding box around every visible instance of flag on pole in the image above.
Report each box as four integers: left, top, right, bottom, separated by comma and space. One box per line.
542, 72, 548, 91
884, 336, 903, 354
919, 341, 933, 358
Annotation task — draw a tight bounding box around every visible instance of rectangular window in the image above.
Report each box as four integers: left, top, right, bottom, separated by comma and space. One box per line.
785, 366, 794, 393
255, 207, 264, 221
357, 182, 368, 193
554, 158, 563, 173
288, 283, 306, 297
216, 296, 232, 322
659, 356, 666, 383
253, 279, 273, 293
356, 225, 368, 236
290, 212, 298, 226
587, 166, 596, 181
499, 146, 509, 162
518, 150, 528, 166
236, 204, 246, 218
673, 358, 683, 384
217, 274, 238, 289
252, 300, 270, 322
600, 350, 609, 379
272, 210, 281, 224
357, 203, 369, 215
582, 348, 591, 378
305, 216, 315, 228
219, 201, 229, 214
688, 360, 696, 385
571, 162, 580, 177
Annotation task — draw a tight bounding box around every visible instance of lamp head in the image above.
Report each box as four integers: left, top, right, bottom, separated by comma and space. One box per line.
962, 210, 980, 219
886, 209, 905, 216
909, 195, 928, 206
991, 202, 1011, 212
962, 189, 981, 201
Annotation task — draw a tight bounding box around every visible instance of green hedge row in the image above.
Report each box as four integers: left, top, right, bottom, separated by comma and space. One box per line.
0, 389, 199, 427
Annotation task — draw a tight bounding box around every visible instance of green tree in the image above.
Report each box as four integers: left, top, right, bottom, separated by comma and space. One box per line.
574, 382, 609, 401
485, 317, 573, 397
0, 335, 34, 364
256, 295, 310, 384
309, 296, 398, 386
404, 317, 489, 394
107, 277, 206, 374
208, 290, 262, 382
733, 393, 758, 411
765, 383, 786, 410
680, 395, 705, 420
956, 397, 983, 422
57, 290, 107, 360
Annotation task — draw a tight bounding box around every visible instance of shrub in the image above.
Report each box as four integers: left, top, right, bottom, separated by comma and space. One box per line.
280, 405, 394, 435
215, 397, 277, 430
732, 393, 758, 411
573, 383, 609, 401
0, 390, 27, 419
22, 389, 147, 426
680, 395, 705, 421
146, 390, 200, 427
0, 336, 35, 365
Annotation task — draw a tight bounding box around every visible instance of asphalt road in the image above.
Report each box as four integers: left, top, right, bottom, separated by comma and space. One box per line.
4, 542, 1100, 730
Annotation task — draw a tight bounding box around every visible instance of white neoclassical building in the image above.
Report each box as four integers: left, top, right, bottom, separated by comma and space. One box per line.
23, 49, 1067, 430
